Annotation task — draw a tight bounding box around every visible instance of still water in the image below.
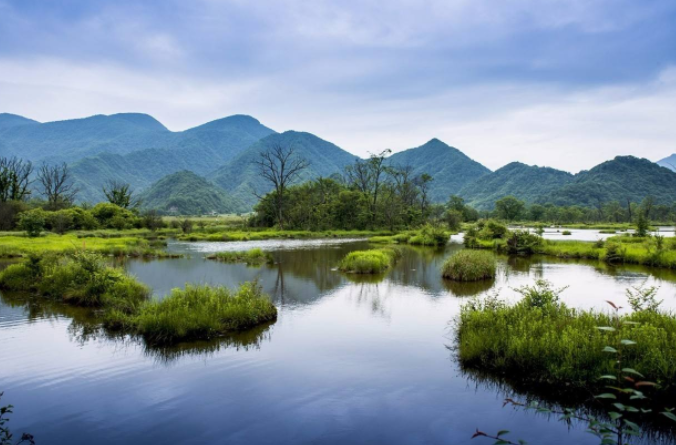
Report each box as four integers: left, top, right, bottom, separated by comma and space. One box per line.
1, 236, 676, 445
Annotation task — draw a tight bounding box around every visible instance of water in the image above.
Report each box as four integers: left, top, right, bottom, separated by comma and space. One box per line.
2, 237, 676, 444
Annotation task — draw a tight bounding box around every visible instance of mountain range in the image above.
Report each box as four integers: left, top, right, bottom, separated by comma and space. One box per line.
1, 112, 674, 214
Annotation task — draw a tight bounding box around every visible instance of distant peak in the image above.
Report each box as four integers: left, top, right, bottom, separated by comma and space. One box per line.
186, 114, 265, 132
0, 113, 40, 130
109, 113, 168, 131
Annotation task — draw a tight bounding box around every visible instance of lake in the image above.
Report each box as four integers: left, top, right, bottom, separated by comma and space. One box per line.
1, 236, 675, 444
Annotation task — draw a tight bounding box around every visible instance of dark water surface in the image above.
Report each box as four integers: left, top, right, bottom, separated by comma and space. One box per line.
2, 238, 676, 444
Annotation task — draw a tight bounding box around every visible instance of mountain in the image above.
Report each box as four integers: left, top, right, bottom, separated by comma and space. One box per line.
657, 154, 676, 172
139, 171, 246, 215
459, 162, 574, 210
544, 156, 676, 206
0, 113, 39, 132
211, 131, 358, 209
62, 115, 276, 202
386, 139, 490, 203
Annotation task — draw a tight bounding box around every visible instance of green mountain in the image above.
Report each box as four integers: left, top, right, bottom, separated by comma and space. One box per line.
139, 171, 246, 215
65, 115, 275, 202
544, 156, 676, 206
0, 113, 39, 132
211, 131, 358, 209
386, 139, 490, 203
459, 162, 574, 209
657, 154, 676, 172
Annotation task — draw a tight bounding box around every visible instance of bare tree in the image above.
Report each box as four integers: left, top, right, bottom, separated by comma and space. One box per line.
37, 162, 78, 209
0, 156, 33, 202
102, 180, 140, 209
415, 173, 433, 215
254, 143, 309, 229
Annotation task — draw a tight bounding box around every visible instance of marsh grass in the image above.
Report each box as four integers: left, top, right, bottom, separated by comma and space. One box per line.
178, 229, 394, 242
129, 282, 277, 345
0, 234, 179, 258
339, 247, 402, 274
458, 281, 676, 401
442, 250, 497, 281
206, 248, 274, 266
368, 225, 449, 246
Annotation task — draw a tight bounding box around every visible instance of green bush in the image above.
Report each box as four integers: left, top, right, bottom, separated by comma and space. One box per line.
408, 224, 449, 246
206, 248, 273, 266
561, 230, 572, 235
339, 248, 402, 274
505, 230, 541, 254
18, 210, 46, 237
91, 203, 137, 229
458, 281, 676, 400
131, 282, 277, 345
442, 250, 497, 281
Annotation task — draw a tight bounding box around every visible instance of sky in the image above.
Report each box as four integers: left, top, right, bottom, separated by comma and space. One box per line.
1, 0, 675, 172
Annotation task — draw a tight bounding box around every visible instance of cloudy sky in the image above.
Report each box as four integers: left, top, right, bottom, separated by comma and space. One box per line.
1, 0, 675, 172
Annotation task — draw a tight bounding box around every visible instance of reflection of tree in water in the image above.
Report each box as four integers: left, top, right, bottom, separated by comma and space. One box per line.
344, 280, 392, 318
1, 291, 276, 366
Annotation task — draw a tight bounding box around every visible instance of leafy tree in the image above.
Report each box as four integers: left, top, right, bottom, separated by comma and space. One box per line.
102, 180, 140, 209
494, 196, 525, 221
18, 211, 45, 237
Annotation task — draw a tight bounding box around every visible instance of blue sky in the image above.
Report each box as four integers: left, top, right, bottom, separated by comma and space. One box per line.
1, 0, 675, 171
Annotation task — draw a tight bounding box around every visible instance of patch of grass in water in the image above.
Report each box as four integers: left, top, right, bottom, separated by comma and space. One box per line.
206, 248, 273, 266
129, 282, 277, 345
442, 250, 496, 281
339, 247, 402, 274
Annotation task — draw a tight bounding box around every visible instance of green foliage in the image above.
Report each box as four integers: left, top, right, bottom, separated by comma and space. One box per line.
407, 224, 449, 246
91, 202, 138, 229
561, 230, 572, 235
635, 211, 649, 237
339, 248, 402, 274
459, 162, 573, 210
207, 248, 273, 266
442, 250, 496, 281
129, 282, 277, 345
494, 195, 525, 221
139, 171, 246, 215
505, 230, 542, 254
18, 209, 45, 237
458, 282, 676, 401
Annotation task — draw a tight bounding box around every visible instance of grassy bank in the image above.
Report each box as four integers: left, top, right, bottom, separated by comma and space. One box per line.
0, 253, 277, 345
178, 229, 395, 242
0, 234, 179, 258
206, 248, 274, 266
458, 281, 676, 402
339, 247, 402, 274
368, 225, 450, 247
442, 250, 496, 281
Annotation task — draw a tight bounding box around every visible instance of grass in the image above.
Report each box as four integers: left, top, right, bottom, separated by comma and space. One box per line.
368, 225, 450, 247
457, 281, 676, 402
339, 247, 402, 274
442, 250, 497, 281
178, 229, 394, 242
206, 248, 274, 266
0, 253, 277, 345
0, 233, 180, 258
126, 282, 277, 345
561, 230, 572, 235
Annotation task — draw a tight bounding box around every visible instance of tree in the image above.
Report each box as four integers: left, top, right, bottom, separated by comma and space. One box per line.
254, 143, 310, 230
416, 173, 433, 216
494, 196, 525, 221
0, 156, 33, 202
102, 180, 140, 209
37, 162, 78, 210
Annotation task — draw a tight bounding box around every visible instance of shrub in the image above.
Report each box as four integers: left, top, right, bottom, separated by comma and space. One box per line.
91, 203, 137, 228
207, 248, 273, 266
180, 219, 194, 234
505, 230, 541, 254
339, 248, 402, 274
561, 230, 572, 235
442, 250, 497, 281
408, 224, 449, 246
131, 282, 277, 345
18, 210, 45, 237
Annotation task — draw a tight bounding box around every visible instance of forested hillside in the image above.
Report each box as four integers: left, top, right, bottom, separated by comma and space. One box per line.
544, 156, 676, 206
210, 131, 358, 208
139, 171, 246, 215
459, 162, 574, 210
386, 139, 490, 203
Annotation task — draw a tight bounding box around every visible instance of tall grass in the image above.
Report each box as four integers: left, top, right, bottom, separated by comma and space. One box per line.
206, 248, 273, 266
368, 225, 449, 246
339, 248, 402, 274
442, 250, 497, 281
458, 281, 676, 401
130, 282, 277, 345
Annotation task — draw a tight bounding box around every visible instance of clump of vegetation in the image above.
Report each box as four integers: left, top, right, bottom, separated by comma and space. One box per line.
407, 224, 449, 246
206, 248, 274, 266
129, 282, 277, 345
18, 211, 44, 237
0, 252, 149, 315
504, 230, 542, 254
463, 219, 508, 248
599, 229, 617, 234
339, 248, 402, 274
457, 280, 676, 401
442, 250, 497, 282
561, 230, 572, 235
